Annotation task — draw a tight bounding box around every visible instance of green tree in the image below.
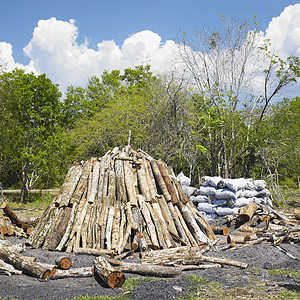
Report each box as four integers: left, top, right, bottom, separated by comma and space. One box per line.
0, 69, 63, 202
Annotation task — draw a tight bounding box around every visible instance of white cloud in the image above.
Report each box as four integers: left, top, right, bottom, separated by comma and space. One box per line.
0, 42, 36, 73
21, 18, 179, 91
265, 3, 300, 58
1, 5, 300, 93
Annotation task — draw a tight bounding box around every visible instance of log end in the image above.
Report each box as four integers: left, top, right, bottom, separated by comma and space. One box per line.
42, 269, 51, 280
59, 257, 72, 270
107, 271, 125, 288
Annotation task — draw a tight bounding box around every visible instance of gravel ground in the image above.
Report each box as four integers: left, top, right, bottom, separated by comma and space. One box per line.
0, 235, 299, 300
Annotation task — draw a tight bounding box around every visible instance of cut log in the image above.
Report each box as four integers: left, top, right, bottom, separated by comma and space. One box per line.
0, 259, 23, 275
58, 164, 82, 207
93, 256, 125, 288
75, 247, 115, 257
0, 240, 25, 253
201, 255, 248, 268
227, 234, 252, 244
55, 202, 78, 251
107, 259, 181, 277
157, 159, 179, 205
0, 247, 51, 279
211, 226, 229, 235
48, 206, 72, 251
174, 205, 198, 247
87, 159, 101, 203
150, 160, 172, 202
137, 161, 152, 202
50, 267, 94, 279
239, 202, 258, 223
123, 161, 138, 207
178, 264, 221, 270
137, 195, 159, 250
55, 256, 72, 270
151, 199, 174, 248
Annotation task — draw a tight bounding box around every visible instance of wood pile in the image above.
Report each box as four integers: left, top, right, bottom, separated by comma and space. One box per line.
0, 203, 38, 238
208, 202, 300, 252
27, 146, 216, 253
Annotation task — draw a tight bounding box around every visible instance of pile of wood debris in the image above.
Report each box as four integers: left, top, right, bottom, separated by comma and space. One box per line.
208, 203, 300, 254
27, 146, 215, 253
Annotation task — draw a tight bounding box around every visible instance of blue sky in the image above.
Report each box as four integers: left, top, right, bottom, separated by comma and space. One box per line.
1, 0, 300, 91
1, 0, 299, 64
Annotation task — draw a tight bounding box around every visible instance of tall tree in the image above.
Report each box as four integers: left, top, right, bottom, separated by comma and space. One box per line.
0, 69, 63, 202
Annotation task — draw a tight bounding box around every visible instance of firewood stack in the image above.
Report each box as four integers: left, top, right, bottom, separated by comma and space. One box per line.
27, 146, 215, 253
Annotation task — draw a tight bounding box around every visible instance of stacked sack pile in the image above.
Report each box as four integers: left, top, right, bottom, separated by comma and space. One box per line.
178, 173, 273, 220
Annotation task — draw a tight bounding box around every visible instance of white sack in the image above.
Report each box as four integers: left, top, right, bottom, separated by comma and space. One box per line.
177, 172, 191, 186
191, 195, 209, 203
201, 176, 225, 188
197, 203, 216, 214
199, 186, 217, 196
254, 180, 267, 191
205, 213, 219, 220
256, 189, 271, 198
224, 178, 249, 192
238, 189, 258, 198
215, 206, 239, 216
233, 197, 252, 208
215, 188, 237, 200
181, 185, 197, 197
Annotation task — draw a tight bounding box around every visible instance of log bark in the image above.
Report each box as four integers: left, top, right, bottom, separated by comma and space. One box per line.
123, 161, 138, 207
74, 247, 115, 257
157, 196, 178, 237
167, 201, 190, 246
0, 259, 23, 275
178, 203, 210, 245
0, 247, 51, 279
55, 202, 78, 251
93, 256, 125, 288
107, 259, 181, 277
48, 206, 72, 251
150, 160, 172, 202
137, 195, 159, 250
227, 234, 252, 244
239, 202, 258, 223
137, 161, 152, 202
151, 200, 174, 248
0, 240, 25, 253
87, 159, 101, 203
157, 159, 179, 205
50, 267, 94, 279
174, 205, 198, 247
58, 164, 82, 207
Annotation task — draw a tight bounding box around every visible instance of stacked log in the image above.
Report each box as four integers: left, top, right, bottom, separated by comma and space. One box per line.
27, 146, 215, 253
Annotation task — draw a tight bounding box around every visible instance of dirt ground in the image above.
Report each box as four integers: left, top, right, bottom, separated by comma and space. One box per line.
0, 234, 299, 300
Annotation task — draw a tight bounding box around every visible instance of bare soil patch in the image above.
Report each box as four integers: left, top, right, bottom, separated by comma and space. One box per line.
0, 234, 299, 300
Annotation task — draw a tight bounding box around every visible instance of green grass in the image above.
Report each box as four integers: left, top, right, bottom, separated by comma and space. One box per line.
268, 268, 300, 278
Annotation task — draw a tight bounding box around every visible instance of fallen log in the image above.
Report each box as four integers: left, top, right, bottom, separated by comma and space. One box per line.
176, 264, 221, 271
201, 255, 248, 268
0, 247, 51, 279
74, 247, 116, 257
0, 259, 23, 275
50, 267, 94, 279
0, 202, 27, 229
93, 256, 125, 288
107, 259, 182, 277
0, 239, 25, 253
